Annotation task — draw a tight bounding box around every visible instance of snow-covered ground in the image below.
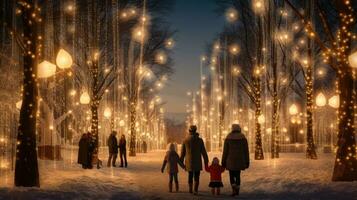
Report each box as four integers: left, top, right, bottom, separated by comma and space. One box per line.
0, 150, 356, 200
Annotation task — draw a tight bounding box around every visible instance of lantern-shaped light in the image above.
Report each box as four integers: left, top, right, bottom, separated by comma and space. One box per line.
348, 50, 357, 68
103, 107, 112, 119
56, 49, 73, 69
16, 100, 22, 109
80, 91, 90, 104
289, 104, 299, 115
328, 95, 340, 109
258, 114, 265, 124
316, 92, 326, 107
37, 61, 56, 78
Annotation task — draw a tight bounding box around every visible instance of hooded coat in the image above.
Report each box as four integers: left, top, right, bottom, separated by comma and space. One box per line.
222, 130, 250, 171
161, 151, 185, 174
78, 134, 90, 165
180, 132, 209, 171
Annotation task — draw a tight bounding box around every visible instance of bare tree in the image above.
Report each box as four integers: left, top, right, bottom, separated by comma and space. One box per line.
285, 0, 356, 181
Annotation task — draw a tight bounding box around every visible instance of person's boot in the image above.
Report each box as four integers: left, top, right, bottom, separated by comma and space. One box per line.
175, 183, 179, 192
189, 183, 193, 193
193, 181, 199, 195
235, 185, 240, 196
169, 182, 173, 193
231, 184, 237, 196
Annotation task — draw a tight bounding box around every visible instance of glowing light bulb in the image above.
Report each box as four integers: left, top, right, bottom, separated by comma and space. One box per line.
80, 91, 90, 104
16, 100, 22, 109
316, 92, 326, 107
226, 8, 238, 22
37, 60, 56, 78
289, 104, 299, 115
56, 49, 73, 69
258, 115, 265, 124
104, 107, 112, 119
348, 50, 357, 68
328, 95, 340, 109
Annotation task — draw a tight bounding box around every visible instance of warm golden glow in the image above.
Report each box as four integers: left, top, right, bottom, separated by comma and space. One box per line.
328, 95, 340, 109
37, 60, 56, 78
56, 49, 73, 69
289, 104, 299, 115
348, 50, 357, 68
80, 91, 90, 105
316, 92, 326, 107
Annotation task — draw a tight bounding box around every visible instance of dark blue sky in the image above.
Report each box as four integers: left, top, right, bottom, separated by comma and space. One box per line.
161, 0, 224, 116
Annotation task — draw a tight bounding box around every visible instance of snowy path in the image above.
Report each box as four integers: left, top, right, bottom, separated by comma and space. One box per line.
0, 150, 356, 200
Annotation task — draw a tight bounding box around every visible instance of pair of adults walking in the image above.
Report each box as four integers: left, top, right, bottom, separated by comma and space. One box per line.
180, 124, 249, 196
107, 131, 128, 168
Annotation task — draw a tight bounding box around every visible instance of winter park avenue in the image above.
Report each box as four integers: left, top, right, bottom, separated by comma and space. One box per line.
0, 0, 357, 200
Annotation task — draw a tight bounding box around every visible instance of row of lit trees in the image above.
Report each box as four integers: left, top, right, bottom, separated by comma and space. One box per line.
4, 0, 175, 187
190, 0, 356, 181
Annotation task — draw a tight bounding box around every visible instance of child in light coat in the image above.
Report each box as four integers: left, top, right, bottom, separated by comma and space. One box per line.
161, 143, 186, 192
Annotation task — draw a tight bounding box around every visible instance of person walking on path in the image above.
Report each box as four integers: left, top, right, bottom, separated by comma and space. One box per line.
180, 125, 209, 195
161, 143, 186, 192
107, 131, 118, 167
119, 134, 128, 167
78, 133, 90, 169
222, 124, 250, 197
205, 157, 225, 196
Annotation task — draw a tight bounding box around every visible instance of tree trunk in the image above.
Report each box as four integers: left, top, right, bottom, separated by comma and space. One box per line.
305, 40, 317, 159
90, 101, 99, 153
304, 0, 317, 160
271, 94, 279, 159
254, 79, 264, 160
332, 1, 356, 181
129, 98, 137, 156
15, 0, 40, 187
218, 103, 224, 149
332, 71, 357, 181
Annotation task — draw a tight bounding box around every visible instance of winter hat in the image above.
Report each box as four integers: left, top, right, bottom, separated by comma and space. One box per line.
189, 125, 197, 133
232, 124, 241, 132
212, 157, 219, 165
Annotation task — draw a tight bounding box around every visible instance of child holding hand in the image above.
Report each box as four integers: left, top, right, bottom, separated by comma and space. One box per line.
205, 157, 225, 195
161, 143, 186, 192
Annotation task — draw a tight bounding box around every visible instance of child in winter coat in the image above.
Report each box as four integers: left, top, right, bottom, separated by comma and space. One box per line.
205, 157, 225, 195
161, 143, 186, 192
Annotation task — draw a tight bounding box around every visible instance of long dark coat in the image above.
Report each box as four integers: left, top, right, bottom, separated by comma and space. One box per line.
222, 131, 250, 171
119, 138, 126, 151
180, 132, 209, 171
78, 135, 90, 165
108, 134, 118, 154
161, 151, 185, 174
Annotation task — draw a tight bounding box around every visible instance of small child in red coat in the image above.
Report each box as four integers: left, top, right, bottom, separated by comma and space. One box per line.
205, 157, 225, 195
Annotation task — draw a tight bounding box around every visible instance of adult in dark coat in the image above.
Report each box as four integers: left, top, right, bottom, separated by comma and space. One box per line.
222, 124, 250, 197
119, 134, 128, 167
78, 133, 90, 169
180, 125, 209, 195
107, 131, 118, 167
